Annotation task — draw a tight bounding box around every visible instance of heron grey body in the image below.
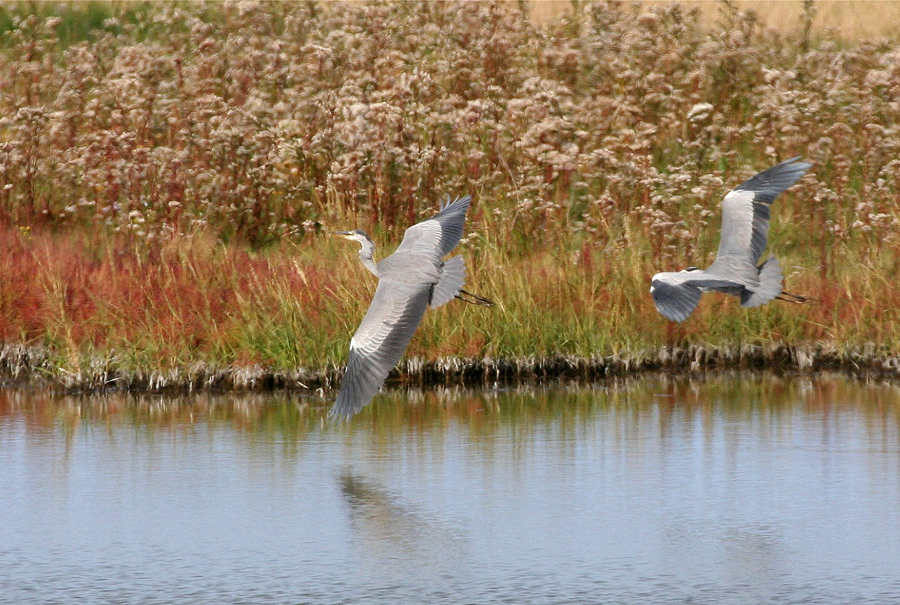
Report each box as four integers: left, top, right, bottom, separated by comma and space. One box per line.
332, 196, 479, 419
651, 157, 812, 322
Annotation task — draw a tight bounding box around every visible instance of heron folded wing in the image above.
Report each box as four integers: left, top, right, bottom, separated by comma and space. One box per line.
330, 280, 431, 419
430, 255, 466, 308
651, 279, 702, 322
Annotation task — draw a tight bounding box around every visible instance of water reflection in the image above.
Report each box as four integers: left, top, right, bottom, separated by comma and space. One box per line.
4, 371, 900, 437
1, 372, 899, 604
338, 471, 469, 583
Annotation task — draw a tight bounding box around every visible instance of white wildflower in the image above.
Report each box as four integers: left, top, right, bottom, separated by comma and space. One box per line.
687, 103, 714, 123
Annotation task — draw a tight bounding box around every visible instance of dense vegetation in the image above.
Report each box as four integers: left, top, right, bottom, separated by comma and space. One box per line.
2, 1, 900, 390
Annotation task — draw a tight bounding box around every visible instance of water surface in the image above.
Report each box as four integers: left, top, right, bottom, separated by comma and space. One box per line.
1, 373, 899, 604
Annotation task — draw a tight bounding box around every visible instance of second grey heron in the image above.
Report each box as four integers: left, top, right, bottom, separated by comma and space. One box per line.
651, 157, 812, 322
331, 195, 492, 419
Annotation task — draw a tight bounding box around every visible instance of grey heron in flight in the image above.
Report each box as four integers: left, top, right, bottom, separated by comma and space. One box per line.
331, 195, 492, 419
651, 156, 812, 322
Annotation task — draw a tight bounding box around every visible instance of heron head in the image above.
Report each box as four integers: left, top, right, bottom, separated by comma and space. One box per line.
333, 229, 373, 246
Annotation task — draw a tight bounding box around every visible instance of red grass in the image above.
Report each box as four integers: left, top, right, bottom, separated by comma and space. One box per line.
0, 226, 345, 361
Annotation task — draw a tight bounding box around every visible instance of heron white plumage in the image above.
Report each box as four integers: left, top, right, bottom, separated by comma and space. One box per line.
331, 195, 492, 419
650, 157, 812, 322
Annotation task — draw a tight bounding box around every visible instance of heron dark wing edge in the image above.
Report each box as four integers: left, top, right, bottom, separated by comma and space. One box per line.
650, 279, 702, 323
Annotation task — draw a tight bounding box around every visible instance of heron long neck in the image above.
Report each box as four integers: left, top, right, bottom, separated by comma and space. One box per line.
358, 240, 379, 277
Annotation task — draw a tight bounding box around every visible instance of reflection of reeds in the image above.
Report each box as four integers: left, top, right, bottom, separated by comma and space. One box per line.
2, 2, 900, 387
4, 373, 899, 441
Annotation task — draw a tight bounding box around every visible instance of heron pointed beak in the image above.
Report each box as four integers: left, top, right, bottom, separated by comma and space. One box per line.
333, 230, 358, 241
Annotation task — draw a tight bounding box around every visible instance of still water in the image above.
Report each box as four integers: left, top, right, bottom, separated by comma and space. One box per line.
1, 372, 899, 604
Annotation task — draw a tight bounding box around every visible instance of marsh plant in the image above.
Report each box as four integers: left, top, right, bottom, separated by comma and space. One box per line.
2, 1, 900, 388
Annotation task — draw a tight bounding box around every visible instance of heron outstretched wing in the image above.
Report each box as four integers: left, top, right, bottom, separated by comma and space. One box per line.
330, 279, 431, 419
395, 195, 472, 259
651, 271, 743, 322
716, 157, 812, 264
650, 278, 702, 323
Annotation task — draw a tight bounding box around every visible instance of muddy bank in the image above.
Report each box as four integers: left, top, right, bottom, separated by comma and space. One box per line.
3, 342, 900, 395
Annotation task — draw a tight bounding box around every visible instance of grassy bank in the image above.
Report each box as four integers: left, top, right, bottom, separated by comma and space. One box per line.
2, 1, 900, 392
5, 338, 900, 393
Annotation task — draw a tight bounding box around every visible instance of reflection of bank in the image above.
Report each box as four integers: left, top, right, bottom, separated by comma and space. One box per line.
337, 470, 469, 585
